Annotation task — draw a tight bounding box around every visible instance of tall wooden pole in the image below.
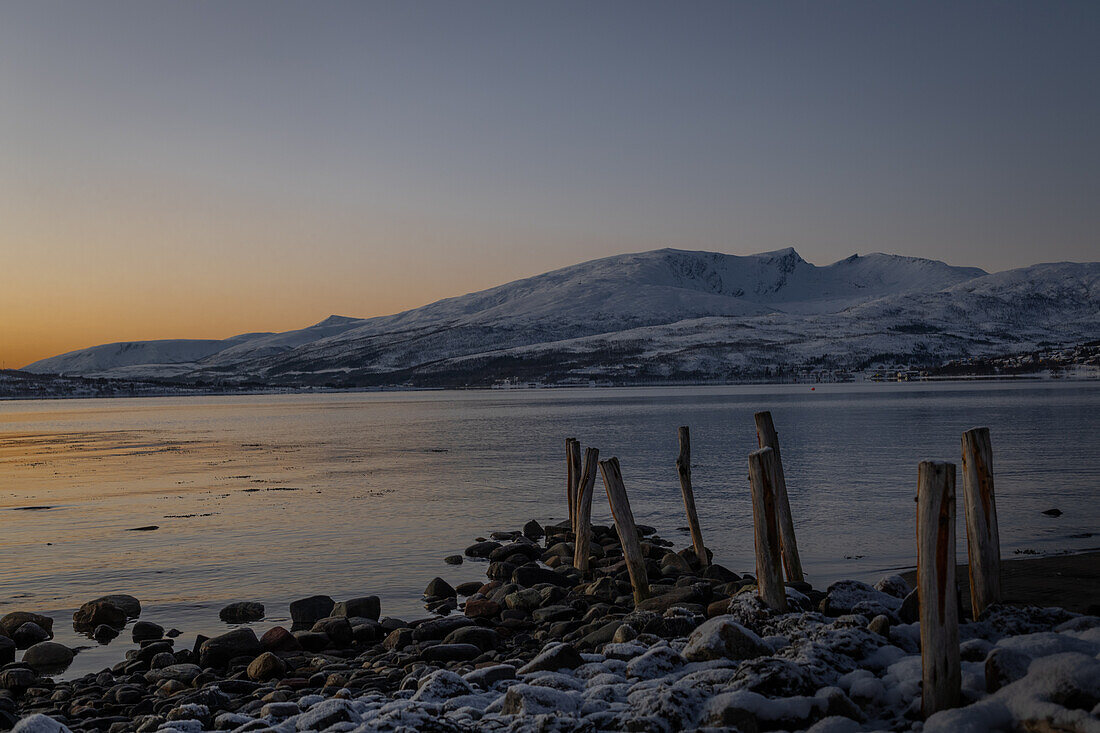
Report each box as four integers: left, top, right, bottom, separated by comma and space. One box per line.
753, 411, 804, 583
566, 438, 580, 533
599, 457, 650, 604
961, 427, 1001, 619
572, 447, 599, 574
917, 460, 961, 718
747, 447, 788, 612
675, 426, 708, 567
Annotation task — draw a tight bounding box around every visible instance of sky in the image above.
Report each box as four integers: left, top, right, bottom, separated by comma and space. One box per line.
1, 1, 1098, 368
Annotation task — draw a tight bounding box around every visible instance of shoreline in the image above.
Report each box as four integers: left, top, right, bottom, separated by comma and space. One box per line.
3, 521, 1099, 732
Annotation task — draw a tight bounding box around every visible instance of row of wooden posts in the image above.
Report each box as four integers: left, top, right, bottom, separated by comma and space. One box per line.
563, 412, 1002, 720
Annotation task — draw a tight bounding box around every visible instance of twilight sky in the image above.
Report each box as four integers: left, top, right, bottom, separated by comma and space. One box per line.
2, 1, 1098, 367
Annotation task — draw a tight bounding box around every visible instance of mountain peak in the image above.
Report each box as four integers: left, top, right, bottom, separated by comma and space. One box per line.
313, 315, 361, 328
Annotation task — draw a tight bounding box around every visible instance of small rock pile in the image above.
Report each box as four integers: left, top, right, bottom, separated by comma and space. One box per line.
2, 520, 1098, 732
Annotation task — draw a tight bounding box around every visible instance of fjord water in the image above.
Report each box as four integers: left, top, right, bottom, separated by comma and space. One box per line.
1, 382, 1097, 677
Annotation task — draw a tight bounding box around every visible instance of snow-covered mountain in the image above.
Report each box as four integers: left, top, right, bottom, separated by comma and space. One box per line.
22, 248, 1099, 385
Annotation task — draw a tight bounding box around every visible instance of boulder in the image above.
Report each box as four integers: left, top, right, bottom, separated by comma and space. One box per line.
444, 555, 463, 565
332, 596, 380, 621
682, 616, 770, 662
13, 622, 51, 649
490, 542, 542, 563
512, 565, 571, 588
517, 642, 583, 673
411, 616, 473, 642
259, 626, 300, 652
421, 643, 481, 662
0, 613, 53, 638
464, 541, 501, 558
820, 580, 902, 618
442, 625, 500, 651
91, 595, 141, 618
523, 520, 545, 540
625, 644, 685, 679
873, 575, 911, 599
198, 628, 262, 668
219, 602, 265, 624
311, 617, 353, 646
0, 635, 14, 664
21, 642, 74, 672
92, 625, 119, 644
288, 595, 334, 627
410, 669, 473, 702
382, 628, 414, 651
464, 598, 502, 619
73, 601, 126, 631
455, 581, 484, 597
246, 652, 287, 681
292, 631, 330, 652
131, 621, 164, 642
463, 663, 516, 688
501, 683, 581, 716
424, 577, 456, 599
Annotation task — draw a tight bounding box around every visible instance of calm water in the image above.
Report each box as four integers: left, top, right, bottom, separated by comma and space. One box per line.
1, 382, 1097, 677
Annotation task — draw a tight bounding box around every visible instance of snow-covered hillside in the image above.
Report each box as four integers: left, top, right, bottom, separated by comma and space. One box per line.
21, 249, 1099, 385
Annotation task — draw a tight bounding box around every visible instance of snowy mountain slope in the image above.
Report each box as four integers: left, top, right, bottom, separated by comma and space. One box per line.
20, 249, 1098, 385
21, 332, 269, 376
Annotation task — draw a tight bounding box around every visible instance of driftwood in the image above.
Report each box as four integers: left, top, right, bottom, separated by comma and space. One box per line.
566, 438, 581, 532
754, 411, 804, 583
599, 457, 650, 604
675, 426, 708, 567
572, 447, 600, 573
747, 446, 788, 611
961, 427, 1001, 619
917, 460, 961, 718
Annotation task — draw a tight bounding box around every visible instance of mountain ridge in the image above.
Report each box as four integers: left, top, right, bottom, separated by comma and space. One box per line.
22, 248, 1097, 386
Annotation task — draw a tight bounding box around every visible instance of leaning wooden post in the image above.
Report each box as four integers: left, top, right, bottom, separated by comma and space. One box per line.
917, 460, 961, 718
754, 411, 804, 583
572, 447, 599, 574
675, 426, 708, 567
565, 438, 580, 533
961, 427, 1001, 619
747, 447, 788, 612
599, 457, 650, 604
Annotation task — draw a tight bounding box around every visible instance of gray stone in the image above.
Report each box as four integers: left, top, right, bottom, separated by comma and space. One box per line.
246, 652, 286, 681
21, 642, 74, 672
682, 615, 770, 662
463, 663, 516, 688
288, 595, 334, 627
442, 625, 500, 651
13, 622, 51, 649
424, 577, 456, 598
0, 613, 53, 638
332, 596, 380, 621
218, 602, 264, 624
131, 621, 163, 642
0, 635, 14, 665
518, 642, 583, 673
197, 628, 261, 668
420, 643, 481, 662
91, 595, 141, 618
73, 601, 126, 630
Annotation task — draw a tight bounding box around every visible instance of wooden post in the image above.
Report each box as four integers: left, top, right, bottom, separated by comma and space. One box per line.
961, 427, 1001, 619
754, 411, 804, 583
566, 438, 580, 533
747, 447, 788, 611
599, 457, 650, 604
675, 426, 708, 567
572, 447, 599, 573
917, 460, 961, 718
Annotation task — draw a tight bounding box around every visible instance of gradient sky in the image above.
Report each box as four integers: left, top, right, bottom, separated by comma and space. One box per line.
2, 1, 1098, 367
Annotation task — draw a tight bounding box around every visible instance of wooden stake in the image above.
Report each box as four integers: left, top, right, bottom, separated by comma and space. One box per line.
676, 426, 708, 567
566, 438, 580, 533
917, 460, 961, 718
961, 427, 1001, 619
747, 447, 788, 611
754, 411, 804, 583
599, 457, 650, 604
572, 447, 599, 573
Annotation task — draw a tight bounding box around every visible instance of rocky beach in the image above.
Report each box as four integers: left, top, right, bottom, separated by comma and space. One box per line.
2, 521, 1098, 733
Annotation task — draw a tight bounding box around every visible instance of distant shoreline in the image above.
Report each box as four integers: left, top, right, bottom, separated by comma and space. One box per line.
2, 371, 1098, 402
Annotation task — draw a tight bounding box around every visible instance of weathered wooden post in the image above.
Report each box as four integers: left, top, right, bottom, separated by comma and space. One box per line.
599, 457, 650, 604
566, 438, 581, 532
676, 426, 708, 567
961, 427, 1001, 619
917, 460, 961, 718
747, 447, 788, 611
754, 411, 804, 583
572, 447, 599, 573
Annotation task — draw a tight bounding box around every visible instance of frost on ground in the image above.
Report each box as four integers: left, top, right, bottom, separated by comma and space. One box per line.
13, 583, 1100, 733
